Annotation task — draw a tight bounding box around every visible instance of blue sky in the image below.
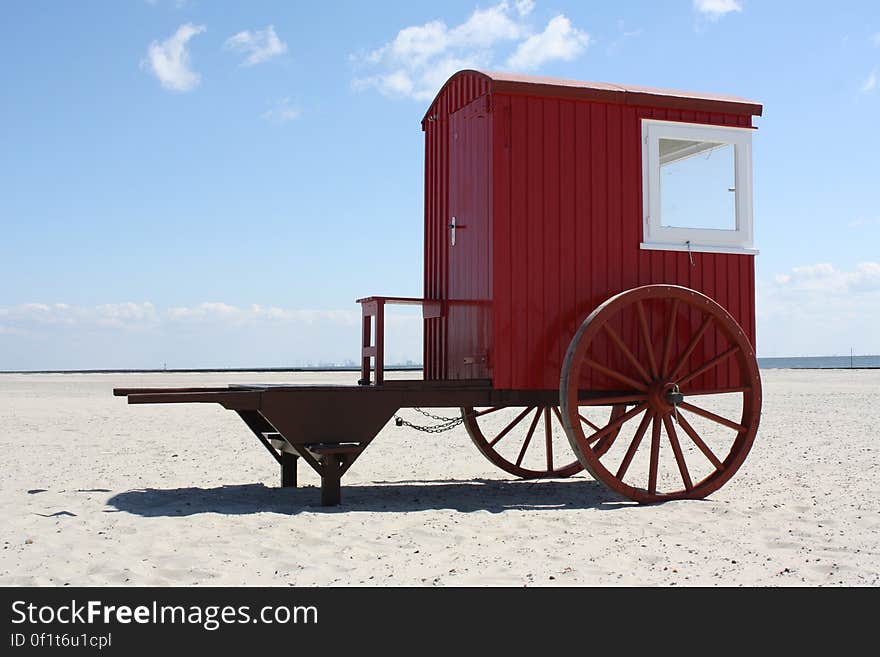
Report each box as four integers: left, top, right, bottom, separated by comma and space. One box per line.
1, 0, 879, 369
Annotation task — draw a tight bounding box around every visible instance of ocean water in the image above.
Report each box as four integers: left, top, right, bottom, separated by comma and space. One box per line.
4, 357, 879, 374
758, 355, 880, 369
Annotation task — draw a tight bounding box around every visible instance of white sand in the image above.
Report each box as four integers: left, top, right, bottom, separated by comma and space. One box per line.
0, 369, 877, 586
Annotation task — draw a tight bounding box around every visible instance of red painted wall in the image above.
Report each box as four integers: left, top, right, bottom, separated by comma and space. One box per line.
447, 97, 492, 380
423, 73, 757, 391
422, 72, 490, 381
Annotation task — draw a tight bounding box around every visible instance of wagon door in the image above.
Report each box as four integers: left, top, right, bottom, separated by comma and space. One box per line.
447, 96, 492, 380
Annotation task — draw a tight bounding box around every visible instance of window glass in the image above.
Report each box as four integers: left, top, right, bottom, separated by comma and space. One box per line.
659, 139, 736, 231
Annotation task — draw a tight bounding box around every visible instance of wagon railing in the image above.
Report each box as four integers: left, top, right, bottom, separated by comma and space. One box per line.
357, 296, 443, 385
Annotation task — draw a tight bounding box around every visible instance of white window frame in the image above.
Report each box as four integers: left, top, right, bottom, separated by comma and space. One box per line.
641, 119, 757, 255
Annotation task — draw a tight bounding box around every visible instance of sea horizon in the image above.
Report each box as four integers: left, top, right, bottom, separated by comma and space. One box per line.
2, 354, 879, 375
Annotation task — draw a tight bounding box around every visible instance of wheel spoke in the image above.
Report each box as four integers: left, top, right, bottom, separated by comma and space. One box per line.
489, 406, 534, 447
680, 386, 750, 396
678, 402, 746, 433
543, 407, 553, 472
676, 413, 724, 470
648, 413, 661, 494
578, 413, 601, 432
515, 408, 543, 467
662, 414, 693, 491
603, 324, 652, 384
669, 315, 713, 380
561, 404, 610, 438
584, 358, 647, 391
615, 410, 653, 479
579, 393, 647, 406
584, 402, 649, 445
636, 300, 660, 379
474, 406, 506, 418
676, 345, 740, 388
465, 405, 585, 478
593, 421, 623, 454
660, 298, 680, 377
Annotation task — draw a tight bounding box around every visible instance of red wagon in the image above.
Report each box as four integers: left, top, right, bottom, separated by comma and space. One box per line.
115, 70, 763, 506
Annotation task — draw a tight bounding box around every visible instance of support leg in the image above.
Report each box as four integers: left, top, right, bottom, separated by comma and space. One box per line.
281, 452, 298, 488
359, 310, 372, 385
320, 455, 342, 506
375, 302, 385, 385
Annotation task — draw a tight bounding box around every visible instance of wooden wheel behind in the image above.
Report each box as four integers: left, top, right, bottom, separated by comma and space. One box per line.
462, 404, 627, 479
560, 285, 762, 503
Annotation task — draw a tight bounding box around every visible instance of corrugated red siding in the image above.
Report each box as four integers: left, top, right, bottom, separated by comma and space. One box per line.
422, 72, 490, 380
490, 96, 756, 390
447, 97, 492, 379
423, 74, 757, 391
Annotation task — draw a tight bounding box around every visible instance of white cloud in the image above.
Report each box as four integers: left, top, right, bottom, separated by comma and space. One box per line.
142, 23, 206, 92
506, 15, 590, 71
353, 2, 590, 101
0, 302, 422, 370
261, 97, 301, 123
693, 0, 743, 21
224, 25, 288, 66
861, 70, 877, 93
872, 32, 880, 47
93, 302, 159, 327
515, 0, 535, 16
757, 262, 880, 356
167, 302, 239, 320
772, 262, 880, 294
765, 261, 880, 298
790, 262, 834, 278
162, 303, 364, 329
848, 216, 880, 228
450, 3, 526, 47
365, 21, 447, 67
0, 302, 159, 328
354, 53, 490, 102
0, 301, 365, 331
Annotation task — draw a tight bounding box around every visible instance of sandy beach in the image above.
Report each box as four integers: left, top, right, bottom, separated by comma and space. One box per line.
0, 368, 877, 587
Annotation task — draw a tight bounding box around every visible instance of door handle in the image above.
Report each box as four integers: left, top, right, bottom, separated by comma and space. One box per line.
449, 216, 467, 246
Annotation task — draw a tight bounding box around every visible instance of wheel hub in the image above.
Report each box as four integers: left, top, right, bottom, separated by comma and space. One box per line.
647, 381, 683, 414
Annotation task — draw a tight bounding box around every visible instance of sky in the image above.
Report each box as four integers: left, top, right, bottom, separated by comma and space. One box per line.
1, 0, 879, 370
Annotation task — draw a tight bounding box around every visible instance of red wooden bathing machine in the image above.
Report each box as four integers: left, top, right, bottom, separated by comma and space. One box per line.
117, 70, 765, 506
420, 70, 762, 393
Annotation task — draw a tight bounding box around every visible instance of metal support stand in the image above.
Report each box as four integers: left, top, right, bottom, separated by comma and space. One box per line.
320, 455, 342, 506
281, 452, 298, 488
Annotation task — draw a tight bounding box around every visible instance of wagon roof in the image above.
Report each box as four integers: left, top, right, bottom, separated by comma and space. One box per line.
424, 69, 763, 122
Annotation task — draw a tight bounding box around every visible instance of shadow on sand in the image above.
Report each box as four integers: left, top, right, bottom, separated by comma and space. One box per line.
106, 478, 634, 516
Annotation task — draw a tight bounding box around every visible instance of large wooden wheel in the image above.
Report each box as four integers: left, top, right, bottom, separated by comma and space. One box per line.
560, 284, 762, 503
462, 404, 626, 479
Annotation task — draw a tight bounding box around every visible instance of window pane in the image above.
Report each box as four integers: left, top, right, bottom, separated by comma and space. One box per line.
659, 139, 736, 230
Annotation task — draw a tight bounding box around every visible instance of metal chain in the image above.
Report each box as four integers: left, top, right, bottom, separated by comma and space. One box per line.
413, 408, 461, 422
394, 407, 464, 433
